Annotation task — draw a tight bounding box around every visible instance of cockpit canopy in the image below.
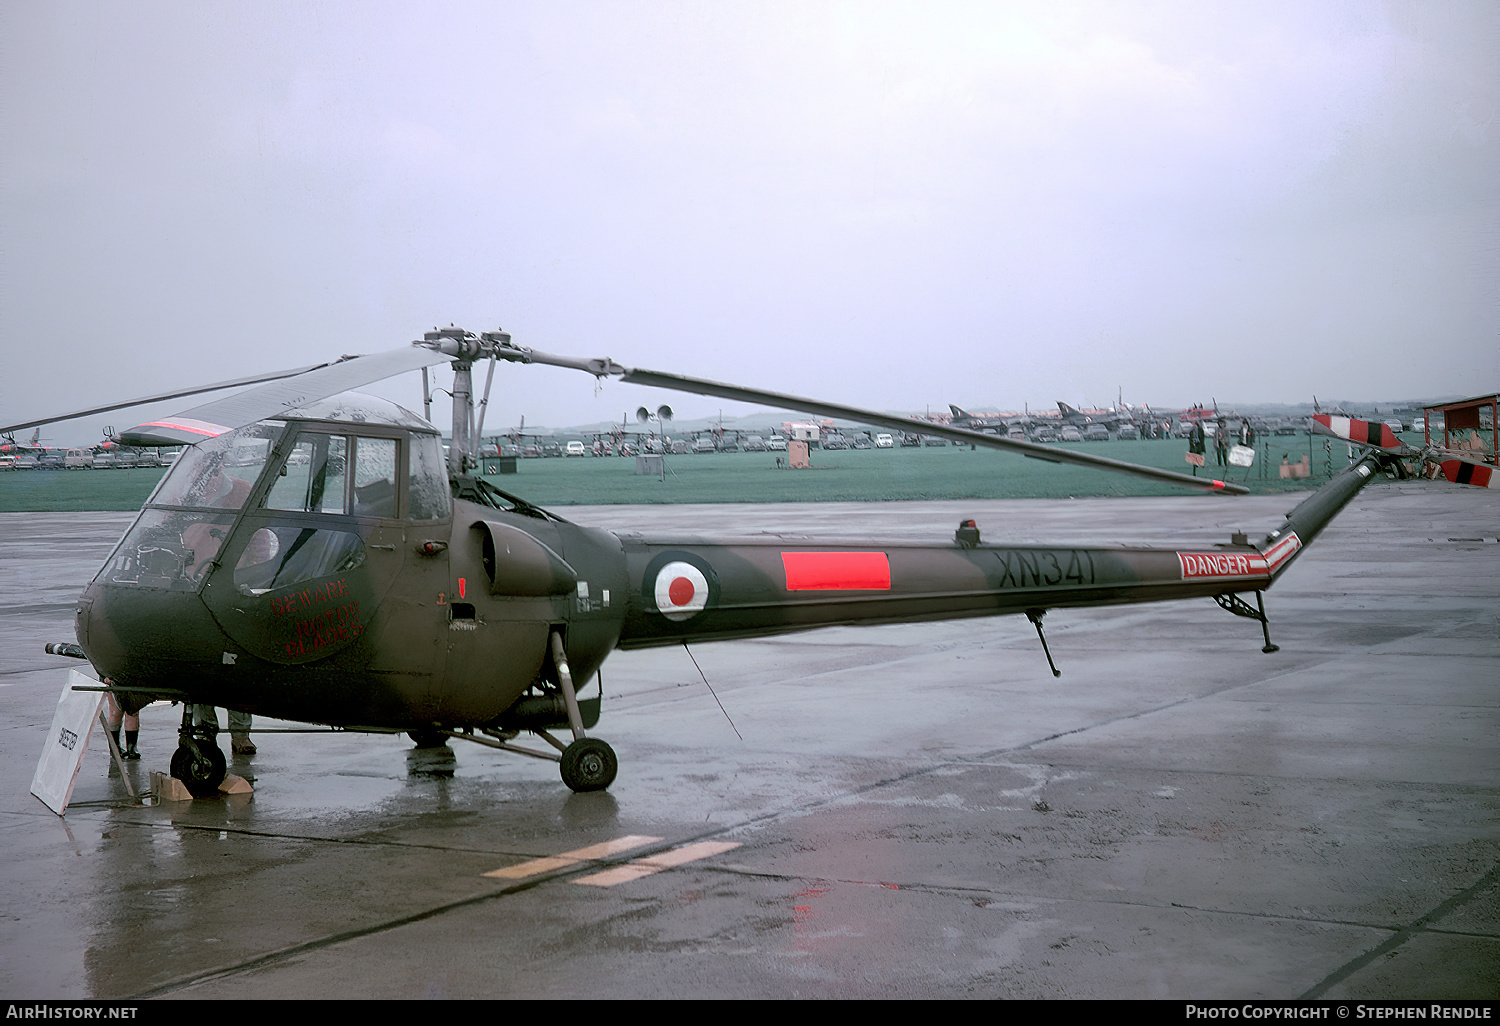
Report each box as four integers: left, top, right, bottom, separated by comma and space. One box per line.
149, 393, 448, 518
98, 394, 450, 594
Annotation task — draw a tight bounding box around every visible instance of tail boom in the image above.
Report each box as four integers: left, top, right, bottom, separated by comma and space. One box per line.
613, 454, 1387, 648
617, 538, 1273, 648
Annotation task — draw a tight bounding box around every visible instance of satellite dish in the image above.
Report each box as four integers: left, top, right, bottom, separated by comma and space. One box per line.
636, 406, 651, 423
657, 405, 673, 422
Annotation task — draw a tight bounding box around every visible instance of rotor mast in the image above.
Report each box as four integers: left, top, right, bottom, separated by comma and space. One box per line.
420, 327, 498, 478
418, 327, 627, 479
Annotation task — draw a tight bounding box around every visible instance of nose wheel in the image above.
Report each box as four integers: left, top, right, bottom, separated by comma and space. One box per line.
171, 704, 228, 797
170, 739, 227, 797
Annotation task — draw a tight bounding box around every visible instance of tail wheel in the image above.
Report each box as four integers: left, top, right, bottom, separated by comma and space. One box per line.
560, 737, 617, 793
170, 741, 227, 798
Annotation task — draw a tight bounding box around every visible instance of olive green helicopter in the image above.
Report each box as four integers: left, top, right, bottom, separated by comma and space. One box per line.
8, 327, 1467, 796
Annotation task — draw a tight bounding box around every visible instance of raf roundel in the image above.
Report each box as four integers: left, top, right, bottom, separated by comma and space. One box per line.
653, 560, 711, 621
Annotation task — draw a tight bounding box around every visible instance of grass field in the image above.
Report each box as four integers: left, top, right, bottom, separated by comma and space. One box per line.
0, 434, 1362, 512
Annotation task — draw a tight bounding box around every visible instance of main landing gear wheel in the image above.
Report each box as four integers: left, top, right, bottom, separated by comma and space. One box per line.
170, 741, 227, 798
559, 737, 617, 793
407, 730, 449, 748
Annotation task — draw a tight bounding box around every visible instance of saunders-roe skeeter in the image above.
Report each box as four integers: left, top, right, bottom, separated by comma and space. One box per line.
8, 327, 1484, 796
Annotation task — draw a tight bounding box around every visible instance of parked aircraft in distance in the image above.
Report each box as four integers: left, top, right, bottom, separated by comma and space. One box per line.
947, 405, 1032, 431
1056, 402, 1138, 429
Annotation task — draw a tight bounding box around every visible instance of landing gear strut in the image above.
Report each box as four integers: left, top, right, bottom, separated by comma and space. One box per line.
1026, 608, 1062, 677
1214, 590, 1280, 653
550, 631, 616, 792
429, 631, 618, 792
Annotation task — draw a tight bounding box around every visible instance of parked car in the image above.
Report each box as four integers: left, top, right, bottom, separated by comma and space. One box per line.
1082, 424, 1110, 442
1060, 426, 1083, 442
692, 437, 716, 453
874, 433, 894, 448
565, 440, 586, 457
766, 435, 787, 451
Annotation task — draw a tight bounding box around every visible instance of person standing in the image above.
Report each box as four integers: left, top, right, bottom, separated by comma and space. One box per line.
106, 693, 140, 760
194, 706, 256, 756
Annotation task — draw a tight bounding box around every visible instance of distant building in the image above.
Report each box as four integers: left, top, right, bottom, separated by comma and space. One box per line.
782, 421, 822, 445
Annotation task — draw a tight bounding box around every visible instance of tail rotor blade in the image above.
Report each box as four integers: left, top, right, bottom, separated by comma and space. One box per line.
1309, 414, 1409, 453
1437, 459, 1496, 489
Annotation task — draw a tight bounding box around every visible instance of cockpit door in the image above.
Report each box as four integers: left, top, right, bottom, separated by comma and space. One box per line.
200, 427, 411, 665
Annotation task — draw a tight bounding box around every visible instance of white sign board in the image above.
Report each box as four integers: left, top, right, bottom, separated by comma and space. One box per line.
31, 670, 105, 815
1228, 445, 1256, 468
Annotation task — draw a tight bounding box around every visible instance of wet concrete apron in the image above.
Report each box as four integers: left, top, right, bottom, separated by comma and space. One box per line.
1, 485, 1495, 998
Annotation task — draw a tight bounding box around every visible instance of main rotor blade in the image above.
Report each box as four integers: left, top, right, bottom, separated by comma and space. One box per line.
121, 346, 452, 446
0, 363, 330, 436
620, 367, 1248, 495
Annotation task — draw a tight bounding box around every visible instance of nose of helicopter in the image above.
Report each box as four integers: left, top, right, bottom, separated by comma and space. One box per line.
74, 581, 126, 682
72, 576, 219, 691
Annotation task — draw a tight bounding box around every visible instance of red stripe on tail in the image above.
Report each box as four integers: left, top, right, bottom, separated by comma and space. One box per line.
782, 552, 892, 591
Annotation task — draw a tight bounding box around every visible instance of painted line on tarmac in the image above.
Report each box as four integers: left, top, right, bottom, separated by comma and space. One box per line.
573, 840, 742, 887
482, 834, 662, 880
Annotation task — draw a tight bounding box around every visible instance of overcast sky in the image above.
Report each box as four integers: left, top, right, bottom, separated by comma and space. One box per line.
3, 0, 1496, 444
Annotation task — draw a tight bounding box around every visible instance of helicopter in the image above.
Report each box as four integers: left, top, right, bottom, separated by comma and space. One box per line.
9, 326, 1487, 798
